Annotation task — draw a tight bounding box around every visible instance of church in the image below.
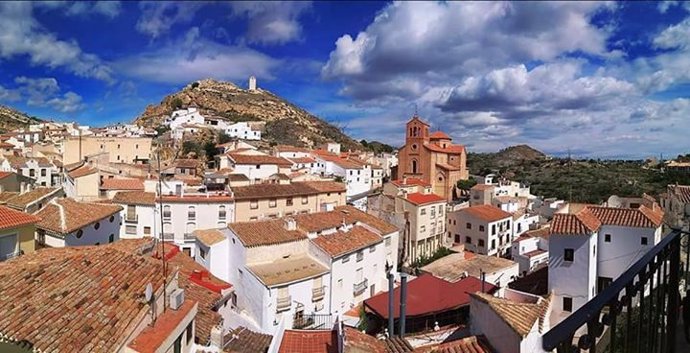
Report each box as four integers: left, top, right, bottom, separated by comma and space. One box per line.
397, 115, 469, 200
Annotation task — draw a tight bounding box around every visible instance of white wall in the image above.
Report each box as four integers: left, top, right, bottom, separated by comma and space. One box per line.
162, 201, 234, 256
233, 164, 279, 182
225, 122, 261, 141
597, 225, 660, 283
118, 204, 158, 239
45, 213, 121, 247
449, 210, 512, 256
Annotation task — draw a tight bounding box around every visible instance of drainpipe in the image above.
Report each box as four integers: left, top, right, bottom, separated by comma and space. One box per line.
387, 272, 395, 336
399, 273, 408, 337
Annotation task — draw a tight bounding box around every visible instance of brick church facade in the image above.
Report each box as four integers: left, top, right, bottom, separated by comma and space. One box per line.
397, 115, 469, 200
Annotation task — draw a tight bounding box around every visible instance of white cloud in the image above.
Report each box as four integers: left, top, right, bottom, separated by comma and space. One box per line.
0, 76, 85, 113
46, 91, 84, 113
229, 1, 312, 44
62, 1, 122, 18
114, 28, 280, 84
0, 3, 113, 82
136, 1, 204, 39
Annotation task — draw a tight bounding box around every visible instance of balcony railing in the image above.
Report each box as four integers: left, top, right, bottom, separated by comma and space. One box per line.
542, 229, 688, 353
125, 214, 138, 223
293, 313, 333, 330
276, 296, 292, 313
312, 286, 325, 302
162, 233, 175, 241
353, 279, 368, 296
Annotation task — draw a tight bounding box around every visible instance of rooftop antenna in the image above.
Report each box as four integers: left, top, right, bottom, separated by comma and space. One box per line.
156, 148, 168, 313
567, 148, 572, 203
413, 103, 418, 117
145, 282, 156, 323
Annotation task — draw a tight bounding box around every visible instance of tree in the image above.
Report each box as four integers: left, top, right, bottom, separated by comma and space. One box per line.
217, 132, 232, 144
360, 139, 369, 148
182, 141, 202, 157
456, 178, 478, 191
191, 81, 200, 89
171, 97, 183, 109
203, 141, 218, 160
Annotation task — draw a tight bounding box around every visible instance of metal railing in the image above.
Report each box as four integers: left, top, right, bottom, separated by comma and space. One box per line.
162, 233, 175, 241
353, 279, 368, 295
542, 229, 688, 353
293, 313, 333, 330
276, 296, 292, 313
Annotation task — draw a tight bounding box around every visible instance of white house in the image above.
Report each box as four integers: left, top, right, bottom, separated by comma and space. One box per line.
166, 107, 205, 130
34, 198, 122, 248
511, 227, 549, 274
313, 152, 372, 210
2, 156, 60, 187
470, 289, 552, 353
221, 153, 293, 183
548, 204, 664, 327
448, 204, 513, 256
224, 122, 261, 140
112, 191, 158, 240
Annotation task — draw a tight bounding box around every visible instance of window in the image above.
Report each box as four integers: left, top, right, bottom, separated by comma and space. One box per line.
163, 205, 171, 219
174, 334, 182, 353
438, 205, 443, 215
199, 247, 207, 259
369, 246, 375, 253
186, 322, 193, 344
593, 245, 596, 256
564, 248, 574, 262
76, 230, 83, 238
641, 237, 648, 245
465, 236, 471, 244
126, 225, 137, 234
109, 234, 114, 243
420, 208, 426, 215
286, 197, 293, 206
491, 239, 496, 250
94, 222, 100, 230
109, 215, 115, 222
563, 297, 573, 312
29, 169, 35, 177
255, 164, 261, 169
250, 200, 258, 209
430, 207, 436, 219
478, 239, 485, 247
491, 224, 496, 235
385, 237, 391, 247
479, 225, 485, 232
144, 226, 151, 235
218, 205, 226, 220
466, 222, 471, 229
269, 199, 277, 208
302, 196, 308, 205
41, 169, 46, 177
420, 225, 426, 232
188, 206, 196, 220
356, 251, 364, 262
605, 234, 611, 242
342, 255, 350, 263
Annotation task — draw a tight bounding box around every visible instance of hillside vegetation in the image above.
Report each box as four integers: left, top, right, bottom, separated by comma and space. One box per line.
468, 145, 690, 203
0, 105, 42, 133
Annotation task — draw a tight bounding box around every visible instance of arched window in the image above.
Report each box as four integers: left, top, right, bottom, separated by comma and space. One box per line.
188, 206, 196, 220
94, 222, 100, 230
76, 230, 83, 239
411, 160, 418, 174
218, 205, 226, 220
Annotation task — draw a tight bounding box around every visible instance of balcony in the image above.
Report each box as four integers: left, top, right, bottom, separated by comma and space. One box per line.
353, 279, 368, 296
293, 313, 333, 330
312, 286, 325, 302
542, 229, 688, 353
162, 233, 175, 241
124, 214, 138, 223
276, 296, 292, 313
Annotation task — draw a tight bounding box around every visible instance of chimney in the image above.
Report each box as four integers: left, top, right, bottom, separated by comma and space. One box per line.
284, 217, 296, 231
480, 270, 486, 293
388, 273, 395, 336
399, 273, 408, 337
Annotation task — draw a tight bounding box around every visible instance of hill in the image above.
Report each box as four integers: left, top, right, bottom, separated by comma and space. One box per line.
0, 105, 42, 133
468, 144, 547, 172
134, 79, 362, 150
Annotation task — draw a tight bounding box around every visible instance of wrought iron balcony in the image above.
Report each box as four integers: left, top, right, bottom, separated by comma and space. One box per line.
293, 313, 333, 330
312, 286, 325, 302
542, 229, 688, 353
353, 279, 368, 295
276, 296, 292, 313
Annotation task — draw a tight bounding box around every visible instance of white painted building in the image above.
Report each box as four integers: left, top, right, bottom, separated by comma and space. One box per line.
35, 198, 122, 248
448, 204, 514, 256
1, 156, 60, 187
220, 153, 292, 183
224, 122, 261, 140
313, 152, 372, 210
166, 107, 205, 130
511, 228, 549, 274
548, 204, 664, 327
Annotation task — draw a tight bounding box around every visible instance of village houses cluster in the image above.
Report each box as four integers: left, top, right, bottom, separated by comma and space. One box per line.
0, 85, 685, 353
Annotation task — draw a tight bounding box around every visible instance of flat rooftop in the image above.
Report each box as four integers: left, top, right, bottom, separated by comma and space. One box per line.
421, 252, 517, 283
247, 255, 329, 287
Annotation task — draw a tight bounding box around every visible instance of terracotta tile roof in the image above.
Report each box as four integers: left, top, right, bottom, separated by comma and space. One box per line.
279, 329, 338, 353
159, 194, 233, 203
276, 145, 312, 153
429, 131, 451, 139
524, 249, 547, 258
0, 241, 168, 352
405, 192, 446, 205
127, 300, 197, 353
174, 158, 200, 168
289, 157, 317, 164
424, 143, 465, 154
224, 326, 273, 353
312, 226, 382, 258
391, 178, 431, 187
0, 142, 14, 148
0, 205, 40, 230
193, 229, 226, 246
228, 173, 250, 181
35, 198, 123, 235
5, 187, 62, 209
343, 327, 416, 353
294, 205, 399, 234
0, 171, 12, 180
365, 275, 498, 319
228, 153, 293, 166
247, 254, 329, 286
669, 184, 690, 203
414, 336, 493, 353
100, 178, 144, 190
470, 292, 551, 337
232, 181, 339, 200
316, 152, 366, 169
0, 192, 19, 204
458, 205, 512, 223
229, 219, 308, 247
67, 164, 97, 179
112, 191, 156, 206
588, 205, 664, 228
471, 184, 495, 191
421, 252, 517, 283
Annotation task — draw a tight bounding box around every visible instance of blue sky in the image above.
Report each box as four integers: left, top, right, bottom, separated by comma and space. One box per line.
1, 1, 690, 159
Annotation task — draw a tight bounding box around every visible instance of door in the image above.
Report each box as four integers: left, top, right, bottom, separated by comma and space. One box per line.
0, 234, 17, 260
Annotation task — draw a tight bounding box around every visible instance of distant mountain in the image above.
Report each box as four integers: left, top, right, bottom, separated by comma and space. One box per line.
495, 144, 547, 163
0, 105, 42, 133
134, 79, 362, 150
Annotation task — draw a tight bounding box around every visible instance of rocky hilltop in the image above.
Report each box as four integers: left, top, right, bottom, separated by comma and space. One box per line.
0, 105, 42, 133
134, 79, 362, 150
496, 144, 547, 163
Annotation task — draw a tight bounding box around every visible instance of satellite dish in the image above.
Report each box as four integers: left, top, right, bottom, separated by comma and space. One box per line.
607, 195, 622, 208
144, 283, 153, 303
